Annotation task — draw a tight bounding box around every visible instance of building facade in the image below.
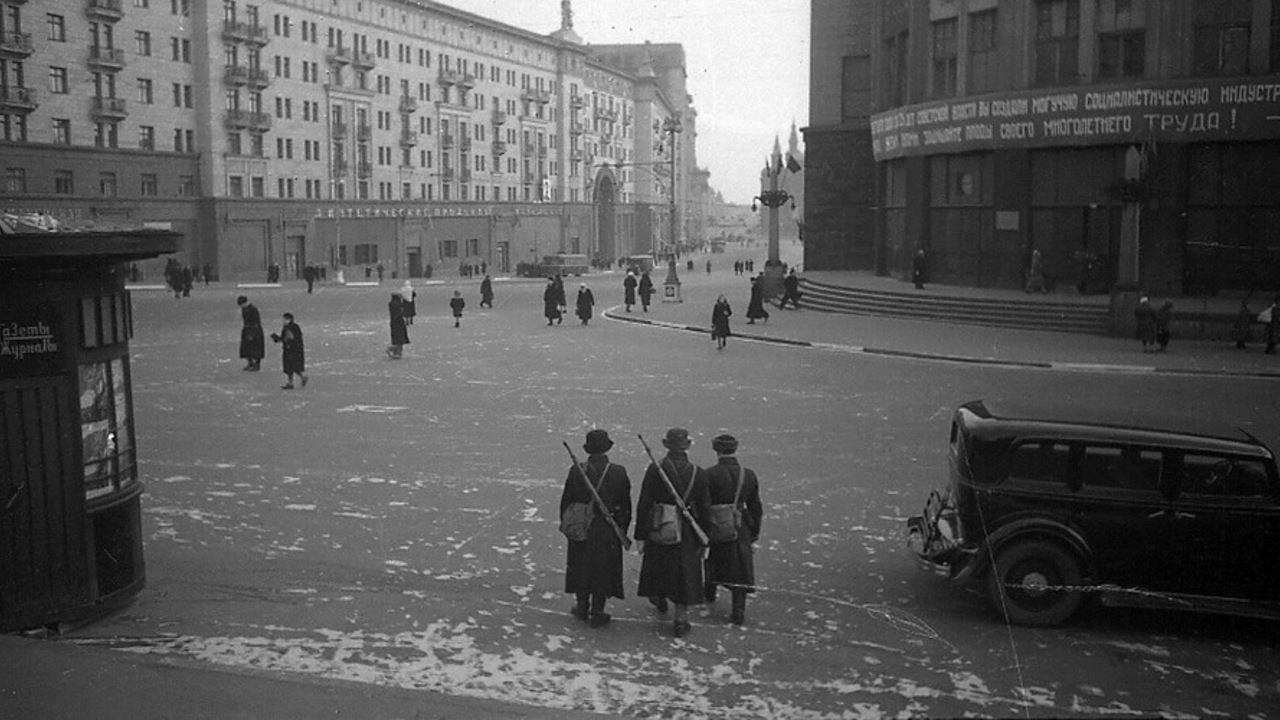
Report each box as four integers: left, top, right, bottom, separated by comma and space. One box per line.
0, 0, 710, 280
807, 0, 1280, 296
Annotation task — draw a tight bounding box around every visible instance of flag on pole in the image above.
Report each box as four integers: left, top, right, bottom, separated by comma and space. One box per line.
774, 155, 784, 176
786, 154, 802, 173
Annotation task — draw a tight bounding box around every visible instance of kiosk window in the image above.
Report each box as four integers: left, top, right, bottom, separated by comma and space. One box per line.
79, 358, 137, 500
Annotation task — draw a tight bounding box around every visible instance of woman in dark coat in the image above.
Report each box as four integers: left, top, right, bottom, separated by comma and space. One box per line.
237, 296, 264, 371
711, 294, 732, 350
543, 278, 562, 326
387, 294, 409, 358
636, 428, 711, 638
702, 434, 763, 625
575, 283, 595, 325
270, 312, 307, 389
480, 275, 494, 308
561, 429, 632, 628
1154, 300, 1173, 352
745, 276, 769, 324
638, 271, 654, 312
1134, 296, 1156, 353
623, 272, 637, 312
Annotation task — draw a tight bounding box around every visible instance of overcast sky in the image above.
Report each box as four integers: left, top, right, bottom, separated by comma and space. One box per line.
438, 0, 811, 204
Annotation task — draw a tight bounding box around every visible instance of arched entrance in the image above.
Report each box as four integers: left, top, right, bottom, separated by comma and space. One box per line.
593, 170, 617, 265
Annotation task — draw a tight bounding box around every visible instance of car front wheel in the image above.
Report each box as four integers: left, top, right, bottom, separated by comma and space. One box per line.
985, 540, 1083, 627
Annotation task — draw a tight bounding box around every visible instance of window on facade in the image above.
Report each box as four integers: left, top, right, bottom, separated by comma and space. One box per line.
53, 118, 71, 144
228, 132, 242, 155
140, 125, 154, 150
50, 67, 68, 94
1193, 0, 1252, 76
137, 78, 153, 104
840, 55, 871, 122
99, 172, 117, 196
931, 19, 958, 98
136, 30, 151, 56
969, 10, 998, 94
1097, 0, 1145, 79
229, 175, 244, 196
5, 167, 26, 193
55, 170, 73, 194
1035, 0, 1080, 86
140, 173, 157, 196
178, 175, 195, 195
441, 239, 458, 258
94, 122, 119, 148
251, 176, 264, 197
48, 14, 67, 42
883, 31, 909, 107
79, 359, 138, 501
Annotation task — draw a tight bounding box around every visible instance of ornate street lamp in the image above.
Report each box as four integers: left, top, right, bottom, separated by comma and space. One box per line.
752, 183, 794, 299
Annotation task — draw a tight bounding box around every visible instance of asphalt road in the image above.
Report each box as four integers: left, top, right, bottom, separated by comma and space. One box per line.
61, 249, 1280, 719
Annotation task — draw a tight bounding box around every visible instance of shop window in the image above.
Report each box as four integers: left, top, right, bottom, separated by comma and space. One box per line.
1193, 0, 1252, 76
79, 359, 137, 501
1035, 0, 1080, 87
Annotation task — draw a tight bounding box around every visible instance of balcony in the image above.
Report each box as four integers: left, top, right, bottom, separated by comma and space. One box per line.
399, 95, 418, 113
0, 86, 37, 113
438, 69, 462, 86
326, 47, 352, 66
224, 65, 249, 86
440, 167, 455, 181
0, 31, 34, 57
460, 170, 472, 183
521, 144, 534, 157
569, 122, 584, 136
356, 124, 371, 142
247, 68, 271, 89
440, 134, 455, 149
87, 46, 126, 71
331, 160, 349, 177
352, 51, 376, 70
399, 131, 419, 147
458, 73, 476, 89
222, 21, 270, 46
91, 96, 128, 121
537, 146, 547, 158
594, 107, 618, 122
492, 140, 507, 155
522, 89, 552, 104
570, 149, 583, 162
460, 137, 472, 152
570, 95, 585, 109
492, 110, 507, 125
357, 161, 373, 178
86, 0, 124, 22
331, 121, 347, 138
225, 109, 271, 131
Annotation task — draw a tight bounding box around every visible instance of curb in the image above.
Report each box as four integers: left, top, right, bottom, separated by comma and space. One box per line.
602, 309, 1280, 380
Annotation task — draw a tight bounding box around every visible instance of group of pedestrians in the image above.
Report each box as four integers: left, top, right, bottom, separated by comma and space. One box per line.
1234, 296, 1280, 354
560, 428, 763, 637
622, 270, 656, 313
1133, 296, 1175, 353
237, 295, 308, 389
541, 275, 599, 326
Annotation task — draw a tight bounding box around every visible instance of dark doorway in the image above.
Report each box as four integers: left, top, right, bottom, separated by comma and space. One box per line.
594, 174, 617, 264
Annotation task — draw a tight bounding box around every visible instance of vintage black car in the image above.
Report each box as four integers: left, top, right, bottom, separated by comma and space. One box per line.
906, 401, 1280, 626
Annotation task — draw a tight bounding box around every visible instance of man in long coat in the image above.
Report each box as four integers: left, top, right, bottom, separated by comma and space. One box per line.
271, 312, 307, 389
561, 429, 632, 628
543, 277, 562, 326
623, 272, 637, 312
636, 428, 711, 638
387, 294, 409, 358
703, 434, 763, 625
575, 283, 595, 325
746, 275, 770, 324
638, 271, 654, 312
237, 296, 264, 371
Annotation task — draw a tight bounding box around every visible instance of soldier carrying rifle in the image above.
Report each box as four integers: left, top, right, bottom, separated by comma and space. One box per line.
560, 430, 632, 628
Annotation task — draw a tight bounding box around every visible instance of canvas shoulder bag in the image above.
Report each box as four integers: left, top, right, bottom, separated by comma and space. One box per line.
706, 466, 744, 543
560, 462, 608, 542
648, 462, 697, 546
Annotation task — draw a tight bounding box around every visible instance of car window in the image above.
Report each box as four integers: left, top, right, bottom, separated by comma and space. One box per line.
1008, 442, 1071, 487
1179, 455, 1271, 499
1080, 446, 1161, 492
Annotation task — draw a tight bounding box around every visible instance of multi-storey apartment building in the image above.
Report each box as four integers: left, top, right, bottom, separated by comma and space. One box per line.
807, 0, 1280, 295
0, 0, 705, 280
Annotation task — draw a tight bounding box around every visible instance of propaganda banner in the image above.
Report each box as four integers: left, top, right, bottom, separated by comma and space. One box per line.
870, 78, 1280, 161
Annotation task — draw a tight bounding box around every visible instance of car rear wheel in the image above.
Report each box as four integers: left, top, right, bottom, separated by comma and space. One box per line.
985, 540, 1083, 627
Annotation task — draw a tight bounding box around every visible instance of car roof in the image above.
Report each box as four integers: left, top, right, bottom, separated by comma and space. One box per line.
956, 400, 1274, 459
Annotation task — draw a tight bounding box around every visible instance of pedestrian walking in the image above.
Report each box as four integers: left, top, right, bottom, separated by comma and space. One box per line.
1155, 300, 1174, 352
1134, 296, 1157, 353
705, 259, 712, 275
711, 294, 732, 350
304, 265, 316, 294
636, 428, 711, 638
638, 271, 654, 312
480, 274, 494, 308
576, 283, 595, 325
912, 248, 928, 290
1263, 297, 1279, 355
450, 289, 466, 328
400, 281, 417, 325
554, 275, 568, 321
544, 277, 562, 326
236, 295, 264, 371
702, 434, 763, 626
181, 265, 194, 297
623, 271, 637, 312
560, 430, 632, 628
1025, 249, 1046, 294
778, 267, 802, 309
376, 262, 385, 282
202, 263, 213, 286
270, 312, 308, 389
1233, 300, 1254, 350
386, 293, 409, 359
746, 275, 770, 324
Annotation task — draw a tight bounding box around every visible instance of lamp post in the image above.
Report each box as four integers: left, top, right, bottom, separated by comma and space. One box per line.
661, 116, 683, 301
752, 177, 794, 299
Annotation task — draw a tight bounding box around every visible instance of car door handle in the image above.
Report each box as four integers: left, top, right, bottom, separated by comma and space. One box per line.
1173, 511, 1196, 520
1147, 509, 1196, 520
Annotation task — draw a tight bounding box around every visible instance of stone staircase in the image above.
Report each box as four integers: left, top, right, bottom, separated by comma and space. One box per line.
795, 277, 1111, 334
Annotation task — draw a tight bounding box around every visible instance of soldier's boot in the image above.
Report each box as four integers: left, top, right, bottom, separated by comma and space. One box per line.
673, 605, 691, 638
589, 595, 610, 628
571, 594, 590, 621
730, 591, 747, 626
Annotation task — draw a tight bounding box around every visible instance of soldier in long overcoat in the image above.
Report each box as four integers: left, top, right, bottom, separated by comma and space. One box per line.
636, 428, 711, 638
702, 434, 763, 625
561, 429, 632, 628
237, 296, 264, 371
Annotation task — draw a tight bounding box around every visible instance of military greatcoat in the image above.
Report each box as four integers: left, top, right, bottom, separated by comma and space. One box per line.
635, 452, 711, 605
561, 455, 632, 599
704, 457, 763, 593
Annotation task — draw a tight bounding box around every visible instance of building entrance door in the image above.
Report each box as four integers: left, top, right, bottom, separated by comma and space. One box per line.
497, 242, 509, 273
286, 235, 306, 279
407, 248, 422, 278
